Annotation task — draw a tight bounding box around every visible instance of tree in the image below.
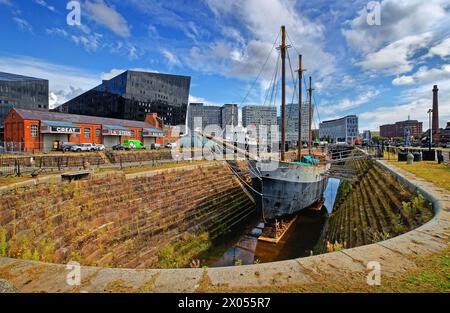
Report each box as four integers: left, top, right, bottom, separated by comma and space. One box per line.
372, 135, 385, 144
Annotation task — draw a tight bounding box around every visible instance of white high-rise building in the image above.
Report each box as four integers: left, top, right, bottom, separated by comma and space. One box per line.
319, 115, 359, 144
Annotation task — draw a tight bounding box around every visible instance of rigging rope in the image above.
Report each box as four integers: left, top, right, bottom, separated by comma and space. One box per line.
286, 49, 298, 121
287, 30, 324, 135
263, 51, 280, 107
239, 31, 280, 108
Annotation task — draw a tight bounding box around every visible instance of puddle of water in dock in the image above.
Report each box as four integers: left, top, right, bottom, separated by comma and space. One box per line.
200, 178, 341, 267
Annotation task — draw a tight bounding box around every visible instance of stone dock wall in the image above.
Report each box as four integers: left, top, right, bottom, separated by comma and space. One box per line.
321, 159, 434, 250
0, 159, 448, 292
0, 162, 254, 269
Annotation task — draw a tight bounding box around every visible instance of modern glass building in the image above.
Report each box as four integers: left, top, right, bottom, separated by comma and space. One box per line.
187, 103, 238, 134
57, 70, 191, 126
0, 72, 49, 141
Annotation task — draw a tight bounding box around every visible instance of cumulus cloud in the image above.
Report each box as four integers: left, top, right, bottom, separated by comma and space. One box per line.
322, 89, 380, 114
392, 75, 414, 86
361, 77, 450, 131
46, 27, 103, 52
356, 33, 433, 75
0, 55, 100, 108
180, 0, 337, 106
392, 64, 450, 85
201, 0, 335, 79
161, 49, 180, 67
84, 0, 131, 38
342, 0, 449, 54
428, 37, 450, 59
189, 95, 221, 107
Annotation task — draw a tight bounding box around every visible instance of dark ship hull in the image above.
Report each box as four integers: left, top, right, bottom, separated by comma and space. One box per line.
250, 161, 329, 220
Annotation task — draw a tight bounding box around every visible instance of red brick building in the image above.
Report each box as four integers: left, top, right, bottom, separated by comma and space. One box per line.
380, 120, 423, 139
3, 108, 164, 152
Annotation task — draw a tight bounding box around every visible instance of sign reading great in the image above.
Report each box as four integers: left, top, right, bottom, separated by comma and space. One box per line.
41, 125, 81, 134
52, 126, 80, 134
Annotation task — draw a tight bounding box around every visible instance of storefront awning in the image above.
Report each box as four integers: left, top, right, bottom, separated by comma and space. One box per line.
41, 120, 80, 134
102, 125, 132, 136
143, 127, 163, 138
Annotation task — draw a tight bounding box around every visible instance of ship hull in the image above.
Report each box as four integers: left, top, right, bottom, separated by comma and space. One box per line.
250, 161, 329, 220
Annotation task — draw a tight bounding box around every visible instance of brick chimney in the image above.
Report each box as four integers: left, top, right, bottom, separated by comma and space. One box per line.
432, 85, 440, 143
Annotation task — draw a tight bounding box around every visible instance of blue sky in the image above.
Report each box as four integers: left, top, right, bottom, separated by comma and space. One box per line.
0, 0, 449, 131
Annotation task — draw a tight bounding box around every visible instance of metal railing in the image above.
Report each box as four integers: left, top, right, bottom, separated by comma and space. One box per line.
0, 155, 105, 177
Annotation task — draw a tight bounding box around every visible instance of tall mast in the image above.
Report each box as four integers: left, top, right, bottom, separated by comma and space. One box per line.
308, 76, 313, 154
280, 26, 287, 162
297, 54, 303, 160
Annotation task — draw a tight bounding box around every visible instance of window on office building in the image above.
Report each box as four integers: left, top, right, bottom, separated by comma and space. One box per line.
31, 124, 38, 137
96, 128, 101, 138
130, 130, 135, 138
84, 128, 91, 139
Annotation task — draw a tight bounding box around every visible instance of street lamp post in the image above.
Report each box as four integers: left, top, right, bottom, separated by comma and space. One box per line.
427, 109, 433, 151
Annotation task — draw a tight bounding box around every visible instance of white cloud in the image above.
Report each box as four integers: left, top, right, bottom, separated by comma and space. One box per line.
105, 41, 141, 60
193, 0, 335, 84
360, 77, 450, 131
342, 0, 449, 54
13, 17, 33, 34
161, 49, 180, 67
46, 28, 103, 52
100, 68, 159, 81
84, 0, 131, 38
392, 75, 414, 86
392, 64, 450, 85
0, 55, 100, 108
428, 37, 450, 59
322, 89, 380, 113
356, 33, 433, 75
360, 97, 450, 132
100, 68, 126, 80
33, 0, 57, 12
0, 0, 11, 6
189, 95, 221, 107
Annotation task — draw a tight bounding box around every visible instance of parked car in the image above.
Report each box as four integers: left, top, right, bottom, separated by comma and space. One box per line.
151, 143, 162, 150
93, 143, 106, 151
123, 139, 145, 150
70, 143, 97, 152
60, 142, 77, 152
112, 144, 124, 150
165, 142, 177, 149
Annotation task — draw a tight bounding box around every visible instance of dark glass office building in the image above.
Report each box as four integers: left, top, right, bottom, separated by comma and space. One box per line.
57, 70, 191, 126
0, 72, 49, 141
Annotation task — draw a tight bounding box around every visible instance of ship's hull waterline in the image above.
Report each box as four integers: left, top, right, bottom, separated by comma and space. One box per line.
250, 161, 330, 220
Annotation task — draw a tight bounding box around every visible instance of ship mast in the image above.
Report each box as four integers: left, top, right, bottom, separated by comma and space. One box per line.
297, 54, 303, 160
308, 76, 314, 155
280, 26, 287, 162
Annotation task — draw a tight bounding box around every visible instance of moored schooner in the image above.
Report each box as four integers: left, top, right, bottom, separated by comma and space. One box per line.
250, 25, 330, 221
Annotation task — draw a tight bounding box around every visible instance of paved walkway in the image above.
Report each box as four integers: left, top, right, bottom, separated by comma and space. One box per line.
0, 160, 448, 292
